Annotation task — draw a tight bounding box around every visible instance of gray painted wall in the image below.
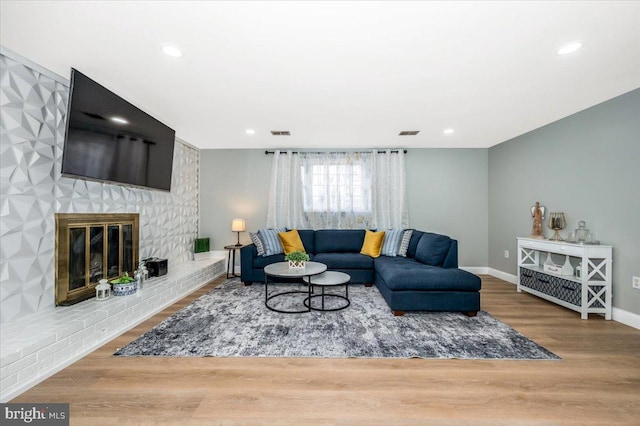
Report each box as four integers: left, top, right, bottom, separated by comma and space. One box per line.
488, 88, 640, 315
199, 150, 272, 248
199, 148, 488, 267
406, 149, 488, 267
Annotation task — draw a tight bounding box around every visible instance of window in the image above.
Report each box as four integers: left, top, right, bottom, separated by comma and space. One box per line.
301, 163, 371, 213
267, 150, 407, 230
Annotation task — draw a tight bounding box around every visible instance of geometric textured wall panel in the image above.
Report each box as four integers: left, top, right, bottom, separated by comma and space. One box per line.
0, 52, 200, 323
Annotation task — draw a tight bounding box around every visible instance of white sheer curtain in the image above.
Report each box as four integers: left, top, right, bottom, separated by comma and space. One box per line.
371, 149, 409, 229
266, 151, 304, 229
267, 150, 408, 229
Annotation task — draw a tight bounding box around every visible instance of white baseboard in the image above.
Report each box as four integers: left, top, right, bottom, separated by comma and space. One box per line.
487, 268, 518, 285
460, 267, 518, 285
460, 266, 488, 275
485, 268, 639, 329
612, 307, 640, 330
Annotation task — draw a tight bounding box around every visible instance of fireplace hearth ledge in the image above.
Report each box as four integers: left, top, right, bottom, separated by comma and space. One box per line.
0, 256, 225, 402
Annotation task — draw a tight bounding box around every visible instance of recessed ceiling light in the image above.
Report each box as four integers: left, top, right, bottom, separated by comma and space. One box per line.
443, 128, 454, 135
161, 45, 183, 58
110, 116, 128, 125
245, 129, 255, 135
556, 41, 582, 56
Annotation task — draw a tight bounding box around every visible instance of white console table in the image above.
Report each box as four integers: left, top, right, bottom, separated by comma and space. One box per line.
517, 237, 612, 320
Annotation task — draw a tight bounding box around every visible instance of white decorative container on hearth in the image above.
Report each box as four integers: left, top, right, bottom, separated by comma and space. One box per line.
95, 279, 111, 301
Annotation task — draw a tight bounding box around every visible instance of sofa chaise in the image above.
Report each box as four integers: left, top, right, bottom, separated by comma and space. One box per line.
240, 229, 481, 316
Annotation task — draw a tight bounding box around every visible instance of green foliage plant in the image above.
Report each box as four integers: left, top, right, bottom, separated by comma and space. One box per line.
110, 272, 136, 284
284, 251, 310, 262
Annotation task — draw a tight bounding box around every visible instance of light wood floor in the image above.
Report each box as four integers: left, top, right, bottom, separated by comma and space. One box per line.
11, 275, 640, 425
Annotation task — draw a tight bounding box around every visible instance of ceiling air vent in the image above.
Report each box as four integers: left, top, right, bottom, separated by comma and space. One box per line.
270, 130, 291, 136
399, 131, 420, 136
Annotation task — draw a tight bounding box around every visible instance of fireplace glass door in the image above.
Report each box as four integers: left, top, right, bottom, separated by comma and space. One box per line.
56, 214, 139, 305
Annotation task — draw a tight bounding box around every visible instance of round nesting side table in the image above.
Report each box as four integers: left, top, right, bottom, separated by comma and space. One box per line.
263, 261, 327, 314
303, 271, 351, 311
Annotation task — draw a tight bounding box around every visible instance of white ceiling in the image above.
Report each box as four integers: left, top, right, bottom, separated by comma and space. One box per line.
2, 1, 640, 150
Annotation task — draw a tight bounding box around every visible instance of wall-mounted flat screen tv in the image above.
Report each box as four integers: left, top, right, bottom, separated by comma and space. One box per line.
62, 68, 175, 191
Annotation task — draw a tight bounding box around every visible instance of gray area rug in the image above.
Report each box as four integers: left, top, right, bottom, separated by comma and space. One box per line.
115, 279, 560, 360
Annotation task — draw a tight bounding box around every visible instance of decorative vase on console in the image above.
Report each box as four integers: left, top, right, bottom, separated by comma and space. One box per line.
530, 201, 545, 239
568, 220, 599, 245
547, 212, 566, 241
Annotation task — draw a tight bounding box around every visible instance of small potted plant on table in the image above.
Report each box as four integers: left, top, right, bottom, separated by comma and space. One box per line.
285, 251, 310, 269
110, 272, 137, 296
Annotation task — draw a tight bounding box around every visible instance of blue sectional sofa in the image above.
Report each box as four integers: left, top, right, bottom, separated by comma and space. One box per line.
240, 229, 481, 316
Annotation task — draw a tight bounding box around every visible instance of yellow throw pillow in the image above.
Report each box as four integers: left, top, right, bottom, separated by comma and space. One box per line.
278, 229, 306, 255
360, 230, 386, 258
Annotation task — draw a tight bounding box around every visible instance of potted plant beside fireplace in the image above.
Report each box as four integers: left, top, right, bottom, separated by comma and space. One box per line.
110, 272, 137, 296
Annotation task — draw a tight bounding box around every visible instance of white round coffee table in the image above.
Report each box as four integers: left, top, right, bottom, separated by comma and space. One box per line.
303, 271, 351, 311
264, 261, 327, 314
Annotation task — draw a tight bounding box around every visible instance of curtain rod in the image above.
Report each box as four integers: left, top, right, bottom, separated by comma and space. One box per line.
265, 149, 408, 155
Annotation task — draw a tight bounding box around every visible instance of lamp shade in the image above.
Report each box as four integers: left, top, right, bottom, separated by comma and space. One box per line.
231, 219, 246, 232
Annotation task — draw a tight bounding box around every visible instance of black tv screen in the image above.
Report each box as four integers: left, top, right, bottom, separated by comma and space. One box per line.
62, 69, 175, 191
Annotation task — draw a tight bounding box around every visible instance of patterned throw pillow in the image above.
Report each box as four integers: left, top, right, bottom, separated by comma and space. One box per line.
398, 229, 413, 257
249, 232, 265, 256
381, 229, 404, 257
258, 228, 286, 256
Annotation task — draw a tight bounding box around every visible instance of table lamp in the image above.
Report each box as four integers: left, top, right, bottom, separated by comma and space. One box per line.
231, 218, 246, 246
